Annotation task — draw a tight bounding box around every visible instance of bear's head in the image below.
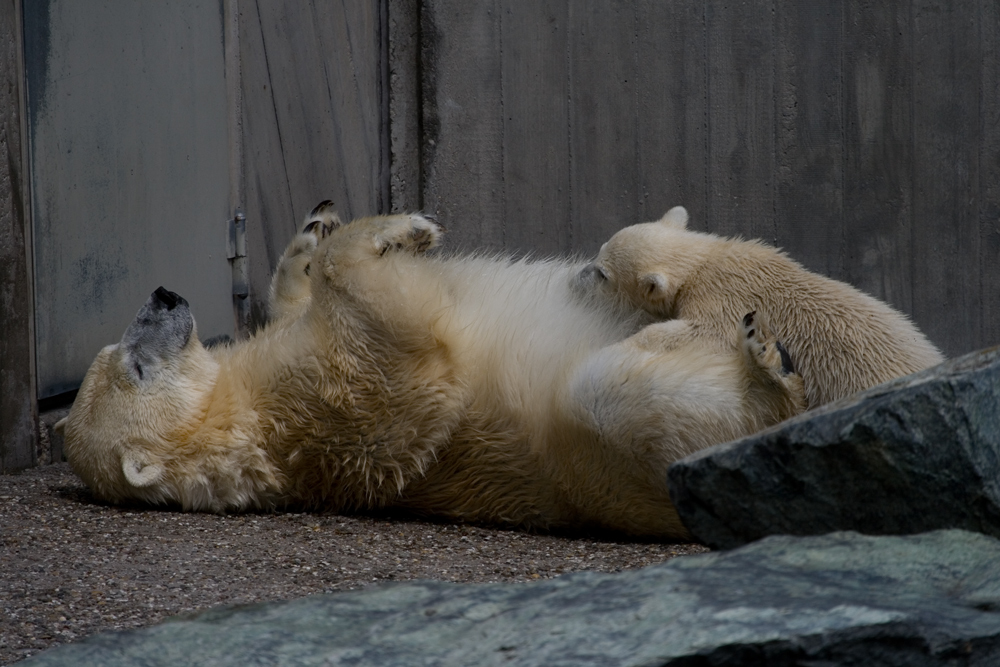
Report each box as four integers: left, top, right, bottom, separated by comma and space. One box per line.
577, 206, 704, 319
56, 287, 219, 507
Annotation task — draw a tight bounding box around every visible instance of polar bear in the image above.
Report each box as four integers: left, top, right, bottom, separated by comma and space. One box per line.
57, 210, 804, 539
578, 207, 944, 408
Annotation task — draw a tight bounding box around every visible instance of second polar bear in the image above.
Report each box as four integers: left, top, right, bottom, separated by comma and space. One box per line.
580, 207, 944, 408
58, 210, 804, 540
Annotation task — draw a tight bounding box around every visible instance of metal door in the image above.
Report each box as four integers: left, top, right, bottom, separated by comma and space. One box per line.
24, 0, 233, 399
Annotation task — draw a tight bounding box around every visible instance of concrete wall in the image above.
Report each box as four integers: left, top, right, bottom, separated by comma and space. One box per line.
0, 0, 35, 471
401, 0, 1000, 358
24, 0, 235, 400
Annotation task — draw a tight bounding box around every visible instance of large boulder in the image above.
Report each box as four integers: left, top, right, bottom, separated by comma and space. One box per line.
668, 346, 1000, 550
21, 530, 1000, 666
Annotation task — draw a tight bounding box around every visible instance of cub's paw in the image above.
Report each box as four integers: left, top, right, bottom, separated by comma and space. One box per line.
373, 213, 443, 256
742, 310, 806, 420
302, 200, 343, 239
742, 311, 796, 378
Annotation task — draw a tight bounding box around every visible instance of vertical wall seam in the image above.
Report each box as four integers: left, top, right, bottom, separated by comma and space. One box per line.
839, 0, 847, 278
15, 0, 39, 466
18, 0, 39, 418
17, 0, 37, 410
908, 0, 916, 317
703, 1, 711, 226
415, 0, 425, 212
497, 0, 506, 247
225, 0, 245, 220
319, 0, 355, 218
977, 0, 985, 342
254, 0, 294, 230
565, 0, 574, 249
771, 0, 778, 243
378, 0, 391, 214
225, 0, 248, 337
633, 0, 640, 219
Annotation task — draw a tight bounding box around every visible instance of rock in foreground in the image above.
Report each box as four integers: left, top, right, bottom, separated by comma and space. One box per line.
669, 346, 1000, 550
22, 530, 1000, 666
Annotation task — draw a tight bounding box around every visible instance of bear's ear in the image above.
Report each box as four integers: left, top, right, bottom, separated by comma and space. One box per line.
658, 206, 688, 229
638, 272, 679, 315
54, 417, 67, 436
121, 450, 165, 488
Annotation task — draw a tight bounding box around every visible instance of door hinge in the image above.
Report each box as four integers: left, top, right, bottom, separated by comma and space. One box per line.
227, 210, 247, 261
227, 210, 250, 336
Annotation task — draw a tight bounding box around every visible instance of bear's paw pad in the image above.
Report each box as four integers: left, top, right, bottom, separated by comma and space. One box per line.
375, 214, 443, 256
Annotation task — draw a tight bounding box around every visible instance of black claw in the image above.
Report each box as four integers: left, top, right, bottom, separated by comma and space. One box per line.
743, 311, 756, 327
747, 328, 755, 339
303, 220, 321, 234
309, 200, 335, 217
776, 341, 795, 374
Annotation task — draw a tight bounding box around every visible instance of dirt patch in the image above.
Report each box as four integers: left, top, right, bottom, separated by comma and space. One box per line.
0, 463, 707, 665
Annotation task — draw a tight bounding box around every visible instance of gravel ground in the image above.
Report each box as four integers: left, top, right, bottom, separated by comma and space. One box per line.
0, 463, 707, 665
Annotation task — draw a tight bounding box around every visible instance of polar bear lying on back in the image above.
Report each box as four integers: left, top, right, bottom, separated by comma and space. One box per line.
57, 206, 804, 540
579, 207, 944, 408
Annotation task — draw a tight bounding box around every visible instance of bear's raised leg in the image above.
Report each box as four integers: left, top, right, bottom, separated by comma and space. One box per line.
267, 201, 345, 321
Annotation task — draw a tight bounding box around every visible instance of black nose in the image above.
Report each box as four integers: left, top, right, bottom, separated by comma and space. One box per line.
152, 286, 188, 310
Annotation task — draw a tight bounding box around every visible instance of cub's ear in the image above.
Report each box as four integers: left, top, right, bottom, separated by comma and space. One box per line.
121, 450, 165, 488
639, 272, 668, 298
638, 272, 677, 313
658, 206, 689, 229
638, 272, 677, 317
54, 417, 68, 436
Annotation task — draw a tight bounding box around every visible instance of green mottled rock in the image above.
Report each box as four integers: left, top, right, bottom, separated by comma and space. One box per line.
22, 530, 1000, 666
669, 346, 1000, 550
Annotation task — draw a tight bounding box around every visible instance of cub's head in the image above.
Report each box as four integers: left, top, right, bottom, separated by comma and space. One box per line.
56, 287, 219, 507
577, 206, 701, 319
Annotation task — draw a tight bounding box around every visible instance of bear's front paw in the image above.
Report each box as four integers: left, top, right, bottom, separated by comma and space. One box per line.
374, 214, 444, 256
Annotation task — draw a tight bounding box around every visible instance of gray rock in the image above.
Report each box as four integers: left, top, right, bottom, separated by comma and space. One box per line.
21, 530, 1000, 666
668, 346, 1000, 551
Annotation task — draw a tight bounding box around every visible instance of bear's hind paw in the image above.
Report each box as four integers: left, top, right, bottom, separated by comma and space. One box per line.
374, 214, 444, 256
302, 200, 344, 239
